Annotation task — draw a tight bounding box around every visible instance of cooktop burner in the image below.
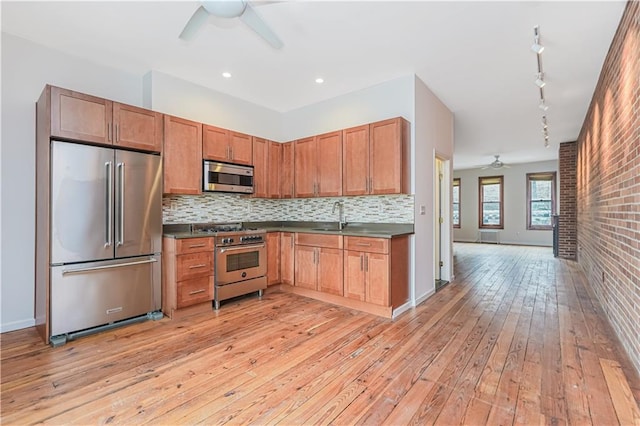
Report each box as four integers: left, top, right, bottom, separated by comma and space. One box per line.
191, 222, 264, 236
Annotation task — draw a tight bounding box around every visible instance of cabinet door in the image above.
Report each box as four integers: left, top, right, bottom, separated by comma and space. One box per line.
203, 125, 230, 161
267, 141, 282, 199
344, 251, 366, 301
366, 253, 390, 306
164, 115, 202, 194
370, 118, 403, 194
342, 125, 370, 196
230, 132, 253, 165
50, 86, 112, 145
294, 245, 317, 290
113, 102, 163, 152
280, 232, 295, 285
316, 131, 343, 197
267, 232, 281, 286
318, 247, 343, 296
252, 137, 268, 198
280, 142, 294, 199
294, 137, 317, 198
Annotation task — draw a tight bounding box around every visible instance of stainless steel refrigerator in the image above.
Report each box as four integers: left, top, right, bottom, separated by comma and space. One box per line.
49, 141, 162, 342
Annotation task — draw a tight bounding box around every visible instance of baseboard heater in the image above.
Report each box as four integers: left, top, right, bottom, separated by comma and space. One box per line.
49, 311, 163, 347
478, 230, 500, 244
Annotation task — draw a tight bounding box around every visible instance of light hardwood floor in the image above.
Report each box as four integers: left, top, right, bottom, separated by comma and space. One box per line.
2, 243, 639, 424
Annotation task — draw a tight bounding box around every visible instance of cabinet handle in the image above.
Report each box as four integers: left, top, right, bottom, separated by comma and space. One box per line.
189, 264, 207, 269
230, 146, 234, 159
364, 254, 369, 272
189, 289, 206, 295
107, 123, 112, 142
189, 244, 206, 248
115, 124, 119, 142
369, 177, 373, 193
355, 243, 371, 247
360, 253, 364, 271
365, 177, 368, 192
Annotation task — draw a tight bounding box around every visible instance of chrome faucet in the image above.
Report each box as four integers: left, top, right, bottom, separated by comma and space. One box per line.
332, 200, 347, 230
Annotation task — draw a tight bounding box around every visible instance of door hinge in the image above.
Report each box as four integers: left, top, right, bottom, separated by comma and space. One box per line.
439, 217, 444, 224
439, 261, 444, 267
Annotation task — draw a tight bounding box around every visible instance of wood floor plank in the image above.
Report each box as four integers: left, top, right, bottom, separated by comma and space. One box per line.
2, 243, 638, 425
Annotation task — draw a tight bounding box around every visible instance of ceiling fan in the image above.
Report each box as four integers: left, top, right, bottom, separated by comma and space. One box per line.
179, 0, 284, 49
481, 155, 511, 170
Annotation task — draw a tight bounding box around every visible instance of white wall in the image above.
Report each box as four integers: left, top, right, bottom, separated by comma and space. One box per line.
283, 75, 415, 140
453, 159, 558, 246
0, 33, 144, 332
143, 71, 284, 141
413, 76, 454, 303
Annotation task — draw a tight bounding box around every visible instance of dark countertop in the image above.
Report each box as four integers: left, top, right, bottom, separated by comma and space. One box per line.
163, 221, 414, 239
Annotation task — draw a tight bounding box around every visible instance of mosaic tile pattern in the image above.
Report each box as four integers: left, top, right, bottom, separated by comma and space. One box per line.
163, 194, 414, 224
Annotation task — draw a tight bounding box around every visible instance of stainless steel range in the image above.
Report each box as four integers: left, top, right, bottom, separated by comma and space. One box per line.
192, 223, 267, 309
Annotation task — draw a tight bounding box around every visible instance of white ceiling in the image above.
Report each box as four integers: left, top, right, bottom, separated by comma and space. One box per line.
1, 1, 626, 169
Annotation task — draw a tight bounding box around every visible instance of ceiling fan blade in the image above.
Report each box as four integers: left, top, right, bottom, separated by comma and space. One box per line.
240, 2, 283, 49
179, 5, 210, 41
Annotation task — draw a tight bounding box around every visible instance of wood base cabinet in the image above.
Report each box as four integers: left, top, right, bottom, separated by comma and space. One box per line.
280, 232, 295, 285
162, 237, 214, 318
343, 236, 409, 309
294, 233, 343, 295
267, 232, 281, 285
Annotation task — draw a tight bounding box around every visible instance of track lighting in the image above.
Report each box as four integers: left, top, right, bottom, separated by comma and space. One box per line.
532, 25, 549, 148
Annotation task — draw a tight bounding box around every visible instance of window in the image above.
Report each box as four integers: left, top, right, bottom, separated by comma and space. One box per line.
527, 172, 556, 230
453, 178, 461, 228
479, 176, 504, 229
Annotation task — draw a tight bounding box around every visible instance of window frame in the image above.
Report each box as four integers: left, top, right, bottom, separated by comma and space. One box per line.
478, 175, 504, 229
526, 172, 557, 231
453, 178, 461, 228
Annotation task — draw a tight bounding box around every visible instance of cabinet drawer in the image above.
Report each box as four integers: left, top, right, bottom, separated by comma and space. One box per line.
176, 252, 213, 281
296, 233, 343, 249
344, 236, 389, 254
177, 276, 213, 308
177, 237, 214, 254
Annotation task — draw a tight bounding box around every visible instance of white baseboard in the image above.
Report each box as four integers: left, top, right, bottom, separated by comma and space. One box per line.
414, 289, 435, 306
1, 318, 35, 333
392, 301, 413, 319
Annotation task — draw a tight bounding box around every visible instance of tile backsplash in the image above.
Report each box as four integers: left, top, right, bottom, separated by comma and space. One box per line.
163, 194, 414, 224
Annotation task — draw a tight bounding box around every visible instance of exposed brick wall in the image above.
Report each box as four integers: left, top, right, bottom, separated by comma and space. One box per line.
576, 1, 640, 374
558, 141, 577, 259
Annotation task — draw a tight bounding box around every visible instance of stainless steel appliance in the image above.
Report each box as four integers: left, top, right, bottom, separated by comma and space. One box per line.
48, 141, 162, 345
192, 223, 266, 309
202, 160, 254, 194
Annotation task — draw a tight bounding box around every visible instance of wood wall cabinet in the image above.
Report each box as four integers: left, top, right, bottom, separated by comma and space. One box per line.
163, 115, 202, 195
162, 237, 214, 318
343, 236, 409, 308
294, 233, 343, 296
252, 137, 268, 198
203, 125, 252, 165
343, 117, 409, 196
280, 142, 295, 198
294, 131, 342, 198
280, 232, 295, 285
267, 141, 282, 198
49, 85, 163, 152
267, 232, 281, 286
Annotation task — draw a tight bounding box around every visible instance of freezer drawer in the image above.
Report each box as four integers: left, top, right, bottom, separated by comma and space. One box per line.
50, 256, 161, 336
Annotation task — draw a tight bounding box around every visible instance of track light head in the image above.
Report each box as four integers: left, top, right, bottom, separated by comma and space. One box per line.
535, 73, 546, 88
539, 100, 549, 111
532, 42, 545, 54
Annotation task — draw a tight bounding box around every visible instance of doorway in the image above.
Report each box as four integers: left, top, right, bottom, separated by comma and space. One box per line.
435, 156, 450, 291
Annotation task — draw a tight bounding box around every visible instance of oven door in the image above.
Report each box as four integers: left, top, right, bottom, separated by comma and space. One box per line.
215, 243, 266, 285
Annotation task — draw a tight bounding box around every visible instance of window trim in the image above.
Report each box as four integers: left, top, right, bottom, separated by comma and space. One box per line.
526, 172, 557, 230
453, 178, 461, 228
478, 175, 504, 229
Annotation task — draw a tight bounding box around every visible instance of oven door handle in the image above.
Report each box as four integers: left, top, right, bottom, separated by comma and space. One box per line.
218, 244, 265, 253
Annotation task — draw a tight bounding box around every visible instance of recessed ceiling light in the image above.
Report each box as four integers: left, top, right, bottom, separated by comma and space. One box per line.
222, 72, 232, 78
315, 78, 324, 84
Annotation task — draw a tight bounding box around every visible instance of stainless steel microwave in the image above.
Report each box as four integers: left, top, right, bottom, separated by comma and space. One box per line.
203, 160, 254, 194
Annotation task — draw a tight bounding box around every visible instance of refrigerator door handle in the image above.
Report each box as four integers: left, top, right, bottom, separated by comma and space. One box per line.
105, 161, 113, 247
117, 162, 125, 246
62, 258, 158, 275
